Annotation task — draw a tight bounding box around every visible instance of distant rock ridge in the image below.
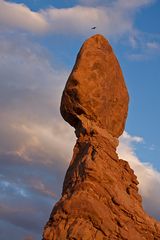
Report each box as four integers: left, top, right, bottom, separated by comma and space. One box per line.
43, 34, 160, 240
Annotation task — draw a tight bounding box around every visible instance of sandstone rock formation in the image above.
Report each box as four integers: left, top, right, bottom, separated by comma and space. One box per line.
43, 34, 160, 240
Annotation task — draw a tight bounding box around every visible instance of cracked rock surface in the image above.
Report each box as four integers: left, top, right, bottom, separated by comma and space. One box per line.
43, 35, 160, 240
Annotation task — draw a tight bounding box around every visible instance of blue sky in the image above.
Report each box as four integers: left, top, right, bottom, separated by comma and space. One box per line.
0, 0, 160, 239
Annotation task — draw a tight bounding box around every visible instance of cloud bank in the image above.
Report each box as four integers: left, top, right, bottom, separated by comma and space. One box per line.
0, 0, 48, 33
0, 34, 75, 240
117, 131, 160, 220
1, 0, 159, 60
0, 0, 154, 37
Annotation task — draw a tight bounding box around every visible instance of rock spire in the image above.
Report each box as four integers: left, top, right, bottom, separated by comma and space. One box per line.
43, 35, 160, 240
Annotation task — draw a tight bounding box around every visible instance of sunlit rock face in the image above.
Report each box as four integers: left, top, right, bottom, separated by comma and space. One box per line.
60, 34, 129, 138
43, 35, 160, 240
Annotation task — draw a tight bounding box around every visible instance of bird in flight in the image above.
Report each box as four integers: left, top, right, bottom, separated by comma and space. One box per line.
91, 27, 96, 30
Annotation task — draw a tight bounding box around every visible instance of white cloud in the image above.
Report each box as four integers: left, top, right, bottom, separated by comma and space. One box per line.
0, 34, 74, 237
127, 53, 148, 61
0, 34, 74, 161
146, 41, 160, 50
0, 0, 155, 37
127, 37, 160, 61
117, 131, 160, 220
121, 131, 143, 143
0, 0, 48, 33
41, 5, 133, 36
0, 0, 133, 36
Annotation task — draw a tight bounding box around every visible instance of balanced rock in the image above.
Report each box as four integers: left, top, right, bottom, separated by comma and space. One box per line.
43, 35, 160, 240
60, 35, 128, 138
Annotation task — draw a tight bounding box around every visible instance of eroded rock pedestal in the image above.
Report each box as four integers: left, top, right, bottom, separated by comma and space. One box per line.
43, 35, 160, 240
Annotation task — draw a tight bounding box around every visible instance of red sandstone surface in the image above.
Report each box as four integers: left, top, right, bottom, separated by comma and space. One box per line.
43, 35, 160, 240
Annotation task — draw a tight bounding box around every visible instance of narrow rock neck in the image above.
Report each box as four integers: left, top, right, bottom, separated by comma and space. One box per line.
62, 125, 119, 196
